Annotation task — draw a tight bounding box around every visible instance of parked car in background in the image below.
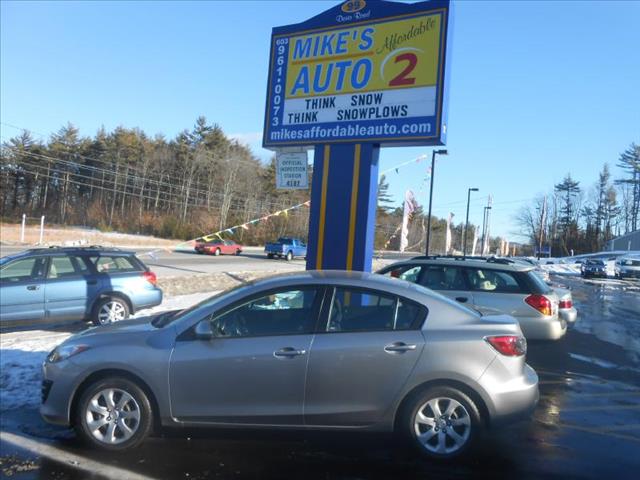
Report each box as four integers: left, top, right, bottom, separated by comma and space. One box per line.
265, 237, 307, 261
41, 271, 538, 460
194, 237, 207, 254
553, 287, 577, 326
377, 257, 565, 340
0, 247, 162, 328
201, 239, 243, 256
614, 255, 640, 279
580, 259, 607, 278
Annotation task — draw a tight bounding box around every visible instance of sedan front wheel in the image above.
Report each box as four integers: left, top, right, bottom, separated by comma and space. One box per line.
75, 377, 152, 451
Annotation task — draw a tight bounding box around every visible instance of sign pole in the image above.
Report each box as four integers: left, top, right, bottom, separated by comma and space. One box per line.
306, 143, 379, 271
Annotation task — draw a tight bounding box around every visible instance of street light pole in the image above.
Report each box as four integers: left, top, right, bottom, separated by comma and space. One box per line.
463, 187, 479, 257
425, 149, 448, 256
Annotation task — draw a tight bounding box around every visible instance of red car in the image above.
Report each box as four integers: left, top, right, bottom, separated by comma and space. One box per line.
202, 239, 243, 256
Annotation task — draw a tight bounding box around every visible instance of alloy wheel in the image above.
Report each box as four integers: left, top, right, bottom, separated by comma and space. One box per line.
85, 388, 141, 445
414, 397, 471, 455
98, 301, 127, 324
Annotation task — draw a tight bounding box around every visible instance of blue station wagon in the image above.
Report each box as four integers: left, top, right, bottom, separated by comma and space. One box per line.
0, 247, 162, 328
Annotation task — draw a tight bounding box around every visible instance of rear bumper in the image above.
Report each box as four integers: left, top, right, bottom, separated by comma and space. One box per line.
559, 307, 577, 325
518, 315, 566, 341
131, 289, 163, 313
484, 364, 539, 428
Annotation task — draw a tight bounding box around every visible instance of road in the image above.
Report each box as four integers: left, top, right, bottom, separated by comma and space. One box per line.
1, 275, 639, 479
0, 246, 412, 278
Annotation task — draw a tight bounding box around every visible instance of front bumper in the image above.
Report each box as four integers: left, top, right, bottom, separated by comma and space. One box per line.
40, 359, 84, 426
618, 269, 640, 278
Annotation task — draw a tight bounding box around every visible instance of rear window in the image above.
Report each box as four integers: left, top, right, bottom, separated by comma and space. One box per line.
88, 255, 140, 273
466, 268, 526, 293
524, 270, 552, 294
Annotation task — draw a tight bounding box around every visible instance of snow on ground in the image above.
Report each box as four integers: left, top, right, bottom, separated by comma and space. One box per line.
539, 262, 581, 276
0, 292, 213, 412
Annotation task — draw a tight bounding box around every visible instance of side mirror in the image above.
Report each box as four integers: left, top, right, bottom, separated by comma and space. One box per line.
194, 320, 214, 340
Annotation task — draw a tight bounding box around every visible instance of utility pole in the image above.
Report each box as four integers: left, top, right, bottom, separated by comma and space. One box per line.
425, 149, 448, 256
483, 195, 493, 255
481, 204, 491, 256
537, 196, 547, 259
463, 187, 479, 257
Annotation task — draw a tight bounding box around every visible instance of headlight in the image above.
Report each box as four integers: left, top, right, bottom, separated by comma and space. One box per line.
47, 344, 89, 363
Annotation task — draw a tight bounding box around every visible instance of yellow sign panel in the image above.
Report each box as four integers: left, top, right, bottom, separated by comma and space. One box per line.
285, 13, 442, 99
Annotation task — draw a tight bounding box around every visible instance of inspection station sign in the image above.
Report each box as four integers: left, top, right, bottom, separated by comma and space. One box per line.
263, 0, 451, 149
276, 151, 309, 189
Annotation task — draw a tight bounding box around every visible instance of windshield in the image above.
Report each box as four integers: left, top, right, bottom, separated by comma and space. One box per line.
151, 281, 256, 327
587, 260, 605, 266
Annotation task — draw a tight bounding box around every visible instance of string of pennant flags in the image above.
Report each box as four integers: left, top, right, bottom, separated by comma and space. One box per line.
176, 200, 311, 248
141, 152, 436, 258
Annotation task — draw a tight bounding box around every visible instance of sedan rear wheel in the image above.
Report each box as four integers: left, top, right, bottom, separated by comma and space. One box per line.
401, 386, 481, 460
76, 377, 152, 450
214, 248, 221, 256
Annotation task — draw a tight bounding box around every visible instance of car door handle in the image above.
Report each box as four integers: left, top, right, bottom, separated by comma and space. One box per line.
273, 347, 307, 358
26, 285, 40, 291
384, 342, 417, 354
455, 297, 468, 303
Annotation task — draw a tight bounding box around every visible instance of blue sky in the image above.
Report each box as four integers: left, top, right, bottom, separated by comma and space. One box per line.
2, 0, 639, 239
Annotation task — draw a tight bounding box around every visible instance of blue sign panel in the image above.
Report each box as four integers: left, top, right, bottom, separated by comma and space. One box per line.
263, 0, 452, 149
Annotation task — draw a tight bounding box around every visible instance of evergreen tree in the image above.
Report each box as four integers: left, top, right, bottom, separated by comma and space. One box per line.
554, 173, 581, 255
615, 143, 640, 232
377, 174, 394, 213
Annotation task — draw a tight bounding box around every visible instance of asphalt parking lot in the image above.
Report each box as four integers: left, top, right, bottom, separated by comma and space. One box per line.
1, 274, 639, 479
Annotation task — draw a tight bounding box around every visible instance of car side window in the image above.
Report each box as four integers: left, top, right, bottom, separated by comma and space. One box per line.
47, 256, 80, 279
327, 287, 425, 333
466, 268, 524, 293
208, 288, 318, 338
89, 256, 137, 273
420, 266, 466, 291
1, 257, 46, 283
73, 256, 90, 272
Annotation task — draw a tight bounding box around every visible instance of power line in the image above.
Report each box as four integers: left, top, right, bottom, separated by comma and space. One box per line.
3, 149, 300, 212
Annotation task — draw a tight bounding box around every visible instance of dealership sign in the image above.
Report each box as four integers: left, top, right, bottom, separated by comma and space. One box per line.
263, 0, 451, 149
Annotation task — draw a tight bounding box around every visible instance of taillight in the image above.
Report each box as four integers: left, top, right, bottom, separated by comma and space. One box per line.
142, 271, 157, 286
485, 335, 527, 356
525, 294, 552, 316
559, 299, 572, 309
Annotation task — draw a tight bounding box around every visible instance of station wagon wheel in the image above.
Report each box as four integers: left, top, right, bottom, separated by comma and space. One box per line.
93, 298, 130, 326
401, 386, 481, 460
76, 377, 152, 451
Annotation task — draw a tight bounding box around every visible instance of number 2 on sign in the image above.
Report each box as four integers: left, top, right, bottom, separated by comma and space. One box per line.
389, 53, 417, 87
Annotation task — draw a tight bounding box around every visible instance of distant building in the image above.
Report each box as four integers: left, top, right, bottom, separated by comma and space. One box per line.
606, 230, 640, 251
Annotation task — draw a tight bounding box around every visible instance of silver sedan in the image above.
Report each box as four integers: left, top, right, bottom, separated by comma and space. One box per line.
41, 271, 538, 460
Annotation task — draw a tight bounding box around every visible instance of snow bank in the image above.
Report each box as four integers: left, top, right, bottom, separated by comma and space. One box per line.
0, 291, 214, 412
